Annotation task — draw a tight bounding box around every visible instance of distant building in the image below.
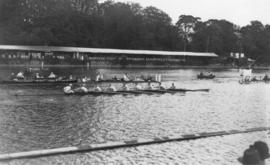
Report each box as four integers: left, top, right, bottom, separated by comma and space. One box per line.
230, 52, 245, 59
0, 45, 218, 67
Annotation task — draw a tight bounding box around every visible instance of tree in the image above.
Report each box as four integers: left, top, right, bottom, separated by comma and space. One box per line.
141, 6, 180, 50
191, 19, 238, 55
176, 15, 201, 51
241, 21, 268, 61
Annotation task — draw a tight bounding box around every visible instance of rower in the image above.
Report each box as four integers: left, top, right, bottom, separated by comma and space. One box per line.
16, 71, 24, 79
74, 84, 88, 93
159, 84, 166, 90
82, 76, 90, 83
106, 84, 117, 92
69, 75, 73, 80
199, 72, 203, 76
35, 73, 41, 79
122, 83, 130, 91
169, 83, 176, 89
123, 73, 130, 81
251, 76, 258, 81
48, 72, 56, 79
152, 83, 165, 90
94, 85, 102, 92
135, 76, 144, 81
135, 83, 143, 90
144, 81, 152, 90
96, 73, 102, 81
63, 84, 74, 94
112, 75, 119, 81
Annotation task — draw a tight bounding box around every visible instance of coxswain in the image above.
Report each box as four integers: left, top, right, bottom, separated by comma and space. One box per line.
16, 71, 24, 79
263, 74, 269, 81
48, 72, 56, 79
106, 84, 117, 92
63, 84, 74, 94
123, 73, 130, 81
169, 83, 176, 89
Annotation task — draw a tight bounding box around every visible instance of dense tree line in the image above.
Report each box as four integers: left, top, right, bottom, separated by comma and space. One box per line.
0, 0, 270, 63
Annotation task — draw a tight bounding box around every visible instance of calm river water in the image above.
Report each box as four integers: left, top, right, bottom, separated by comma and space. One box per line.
0, 66, 269, 164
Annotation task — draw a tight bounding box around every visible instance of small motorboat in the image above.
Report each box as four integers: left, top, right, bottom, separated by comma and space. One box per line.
197, 74, 215, 79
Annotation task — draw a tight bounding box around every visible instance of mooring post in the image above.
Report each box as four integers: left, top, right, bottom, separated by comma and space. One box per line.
87, 62, 90, 69
41, 61, 44, 69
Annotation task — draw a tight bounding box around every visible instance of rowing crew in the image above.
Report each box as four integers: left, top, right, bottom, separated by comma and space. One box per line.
96, 73, 160, 82
240, 74, 270, 82
11, 71, 57, 80
63, 82, 176, 94
64, 84, 116, 94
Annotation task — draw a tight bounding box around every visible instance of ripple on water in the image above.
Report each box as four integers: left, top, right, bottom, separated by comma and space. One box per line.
0, 68, 270, 164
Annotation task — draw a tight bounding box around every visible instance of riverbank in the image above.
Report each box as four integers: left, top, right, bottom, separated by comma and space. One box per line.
1, 64, 270, 70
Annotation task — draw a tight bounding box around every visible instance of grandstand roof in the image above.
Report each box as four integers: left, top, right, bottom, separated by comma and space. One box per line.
0, 45, 218, 57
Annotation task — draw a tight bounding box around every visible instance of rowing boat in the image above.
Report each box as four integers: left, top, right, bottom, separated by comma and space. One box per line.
239, 80, 270, 84
197, 74, 215, 79
93, 80, 161, 84
1, 79, 160, 85
142, 89, 177, 94
168, 88, 210, 92
67, 89, 188, 96
1, 79, 77, 85
14, 88, 210, 97
117, 90, 154, 95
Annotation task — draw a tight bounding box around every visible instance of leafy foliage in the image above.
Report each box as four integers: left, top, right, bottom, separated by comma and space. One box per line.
0, 0, 270, 63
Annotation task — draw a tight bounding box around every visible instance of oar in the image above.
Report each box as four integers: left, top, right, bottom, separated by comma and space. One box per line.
141, 89, 167, 94
118, 90, 154, 95
168, 88, 210, 92
182, 88, 210, 92
14, 93, 64, 97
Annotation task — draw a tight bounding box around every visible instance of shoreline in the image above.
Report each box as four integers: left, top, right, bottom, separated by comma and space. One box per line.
0, 64, 270, 70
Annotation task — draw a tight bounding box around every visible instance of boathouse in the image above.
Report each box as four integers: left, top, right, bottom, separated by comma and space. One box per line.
0, 45, 218, 67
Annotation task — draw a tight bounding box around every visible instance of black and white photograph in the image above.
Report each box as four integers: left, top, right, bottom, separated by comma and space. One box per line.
0, 0, 270, 164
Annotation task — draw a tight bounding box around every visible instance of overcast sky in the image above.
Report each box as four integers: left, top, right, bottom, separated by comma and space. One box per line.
109, 0, 270, 26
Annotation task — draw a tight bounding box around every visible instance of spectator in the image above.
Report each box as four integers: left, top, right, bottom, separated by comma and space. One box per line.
238, 146, 264, 165
253, 141, 270, 160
